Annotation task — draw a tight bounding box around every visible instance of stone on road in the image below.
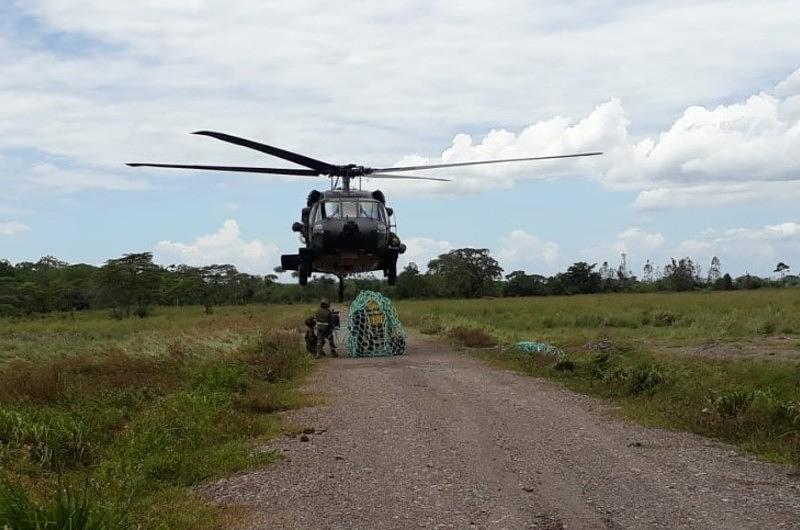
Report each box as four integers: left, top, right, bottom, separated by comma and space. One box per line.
204, 336, 800, 529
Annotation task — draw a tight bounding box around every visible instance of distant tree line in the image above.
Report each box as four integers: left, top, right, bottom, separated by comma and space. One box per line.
0, 250, 796, 317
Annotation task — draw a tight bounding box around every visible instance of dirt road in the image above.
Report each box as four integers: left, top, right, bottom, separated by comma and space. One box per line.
205, 336, 800, 529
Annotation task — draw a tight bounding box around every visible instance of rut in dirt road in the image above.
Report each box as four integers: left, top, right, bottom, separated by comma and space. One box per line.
204, 337, 800, 529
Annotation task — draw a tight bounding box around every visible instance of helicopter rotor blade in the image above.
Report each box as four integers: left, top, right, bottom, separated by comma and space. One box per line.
126, 163, 321, 176
366, 173, 451, 182
374, 151, 603, 173
192, 131, 337, 173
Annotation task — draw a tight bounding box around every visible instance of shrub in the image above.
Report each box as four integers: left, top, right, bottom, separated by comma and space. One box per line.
652, 311, 677, 327
0, 479, 126, 530
192, 364, 249, 393
449, 327, 498, 348
706, 389, 759, 418
589, 352, 611, 379
554, 359, 576, 372
0, 408, 94, 469
756, 320, 777, 335
625, 364, 666, 395
239, 330, 308, 383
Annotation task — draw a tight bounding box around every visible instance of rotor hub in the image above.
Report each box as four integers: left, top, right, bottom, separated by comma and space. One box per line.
335, 164, 371, 178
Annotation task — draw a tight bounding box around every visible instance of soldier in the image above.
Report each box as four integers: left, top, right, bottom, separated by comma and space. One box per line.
314, 299, 339, 358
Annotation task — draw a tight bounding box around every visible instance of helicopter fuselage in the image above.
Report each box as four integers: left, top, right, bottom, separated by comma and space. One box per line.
280, 189, 405, 284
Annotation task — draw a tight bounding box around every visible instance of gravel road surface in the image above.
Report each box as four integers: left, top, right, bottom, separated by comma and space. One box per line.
204, 336, 800, 529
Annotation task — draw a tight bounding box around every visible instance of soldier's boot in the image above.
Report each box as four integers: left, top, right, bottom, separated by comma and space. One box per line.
330, 348, 339, 358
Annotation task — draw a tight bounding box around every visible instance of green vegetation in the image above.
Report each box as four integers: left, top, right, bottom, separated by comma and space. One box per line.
1, 250, 796, 319
3, 286, 800, 528
0, 305, 314, 530
398, 290, 800, 465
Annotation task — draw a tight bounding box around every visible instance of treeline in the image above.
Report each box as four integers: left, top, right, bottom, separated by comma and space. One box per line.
393, 251, 797, 299
0, 250, 796, 317
0, 253, 334, 317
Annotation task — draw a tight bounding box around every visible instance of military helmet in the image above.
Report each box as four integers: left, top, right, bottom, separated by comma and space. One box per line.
320, 298, 330, 308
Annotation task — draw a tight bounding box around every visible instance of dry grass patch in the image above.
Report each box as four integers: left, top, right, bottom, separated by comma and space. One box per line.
0, 350, 176, 405
449, 326, 498, 348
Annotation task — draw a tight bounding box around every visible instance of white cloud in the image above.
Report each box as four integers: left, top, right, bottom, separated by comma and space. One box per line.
497, 229, 560, 270
2, 1, 800, 208
676, 222, 800, 276
679, 222, 800, 254
0, 221, 30, 235
381, 68, 800, 207
633, 181, 800, 210
153, 219, 278, 274
613, 227, 665, 254
399, 237, 453, 270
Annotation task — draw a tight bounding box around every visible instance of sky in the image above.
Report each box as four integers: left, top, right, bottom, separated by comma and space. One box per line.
1, 0, 799, 280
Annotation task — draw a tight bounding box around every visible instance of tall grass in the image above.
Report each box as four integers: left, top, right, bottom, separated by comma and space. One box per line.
0, 306, 314, 530
397, 289, 800, 347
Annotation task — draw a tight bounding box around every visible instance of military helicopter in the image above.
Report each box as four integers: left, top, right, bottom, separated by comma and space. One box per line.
128, 131, 601, 300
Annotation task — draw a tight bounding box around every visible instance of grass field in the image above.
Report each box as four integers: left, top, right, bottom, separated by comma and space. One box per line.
0, 305, 315, 530
397, 289, 800, 466
3, 290, 800, 528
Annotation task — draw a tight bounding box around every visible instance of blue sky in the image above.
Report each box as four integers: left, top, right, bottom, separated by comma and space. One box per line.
2, 0, 800, 279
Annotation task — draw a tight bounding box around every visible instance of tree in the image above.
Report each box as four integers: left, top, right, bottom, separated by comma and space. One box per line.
775, 262, 790, 279
99, 253, 162, 317
503, 271, 548, 297
559, 262, 601, 294
199, 264, 239, 313
427, 248, 503, 298
662, 257, 696, 291
642, 260, 654, 283
598, 261, 612, 281
615, 253, 634, 290
722, 273, 734, 290
708, 256, 722, 284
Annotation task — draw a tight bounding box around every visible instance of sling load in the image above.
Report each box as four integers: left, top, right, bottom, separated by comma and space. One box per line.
346, 291, 406, 357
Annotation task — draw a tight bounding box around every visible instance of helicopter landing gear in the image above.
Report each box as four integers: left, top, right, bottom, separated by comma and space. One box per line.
298, 262, 309, 286
337, 275, 345, 303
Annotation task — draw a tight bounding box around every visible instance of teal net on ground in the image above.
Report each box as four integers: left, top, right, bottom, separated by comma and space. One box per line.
516, 341, 566, 359
346, 291, 406, 357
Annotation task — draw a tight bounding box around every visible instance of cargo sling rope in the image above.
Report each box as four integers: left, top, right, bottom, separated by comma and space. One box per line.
346, 291, 406, 357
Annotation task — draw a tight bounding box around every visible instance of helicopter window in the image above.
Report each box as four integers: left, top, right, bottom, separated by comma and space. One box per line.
311, 205, 322, 223
359, 201, 386, 221
323, 200, 358, 218
321, 200, 385, 220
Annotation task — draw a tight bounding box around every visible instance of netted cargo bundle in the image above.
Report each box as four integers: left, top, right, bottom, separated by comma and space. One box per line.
516, 341, 566, 359
346, 291, 406, 357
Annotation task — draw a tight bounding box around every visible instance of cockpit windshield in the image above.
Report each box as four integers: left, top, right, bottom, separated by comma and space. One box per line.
322, 200, 385, 221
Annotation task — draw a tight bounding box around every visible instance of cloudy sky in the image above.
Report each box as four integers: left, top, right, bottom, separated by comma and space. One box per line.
2, 0, 799, 279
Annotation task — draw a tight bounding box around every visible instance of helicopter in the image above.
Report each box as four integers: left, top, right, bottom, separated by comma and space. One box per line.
128, 131, 601, 300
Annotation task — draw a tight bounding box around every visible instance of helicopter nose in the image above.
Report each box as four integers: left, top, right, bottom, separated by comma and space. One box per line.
342, 220, 360, 236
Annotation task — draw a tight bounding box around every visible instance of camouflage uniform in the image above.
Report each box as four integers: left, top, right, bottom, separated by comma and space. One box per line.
315, 303, 338, 357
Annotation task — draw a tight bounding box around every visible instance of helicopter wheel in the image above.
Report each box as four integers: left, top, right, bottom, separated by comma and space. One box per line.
298, 263, 309, 286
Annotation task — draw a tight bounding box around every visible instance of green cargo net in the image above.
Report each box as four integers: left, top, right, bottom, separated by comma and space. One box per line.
346, 291, 406, 357
516, 341, 566, 360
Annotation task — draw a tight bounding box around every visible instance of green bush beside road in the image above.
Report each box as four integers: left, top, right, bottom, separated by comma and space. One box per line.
0, 305, 313, 530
